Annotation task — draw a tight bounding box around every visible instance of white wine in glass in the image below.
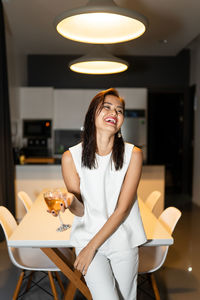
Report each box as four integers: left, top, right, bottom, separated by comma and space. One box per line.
44, 190, 71, 232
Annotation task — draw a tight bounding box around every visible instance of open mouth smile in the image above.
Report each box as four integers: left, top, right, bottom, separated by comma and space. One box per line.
104, 117, 117, 125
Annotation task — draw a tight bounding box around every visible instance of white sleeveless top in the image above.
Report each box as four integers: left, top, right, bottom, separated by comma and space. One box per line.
69, 142, 147, 251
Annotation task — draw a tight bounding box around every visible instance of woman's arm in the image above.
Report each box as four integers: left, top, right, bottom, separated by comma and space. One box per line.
61, 150, 84, 217
74, 146, 143, 275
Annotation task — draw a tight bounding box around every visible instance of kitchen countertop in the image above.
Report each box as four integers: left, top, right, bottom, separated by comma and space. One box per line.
15, 161, 158, 166
15, 158, 61, 165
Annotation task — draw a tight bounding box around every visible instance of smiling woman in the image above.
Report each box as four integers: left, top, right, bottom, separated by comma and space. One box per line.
54, 88, 147, 300
81, 88, 125, 169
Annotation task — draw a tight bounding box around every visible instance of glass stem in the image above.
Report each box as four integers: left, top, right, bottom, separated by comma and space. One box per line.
58, 213, 64, 225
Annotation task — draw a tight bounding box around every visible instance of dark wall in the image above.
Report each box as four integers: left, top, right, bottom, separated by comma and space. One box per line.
28, 50, 190, 90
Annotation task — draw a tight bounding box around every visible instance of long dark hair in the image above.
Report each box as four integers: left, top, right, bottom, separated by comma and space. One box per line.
82, 88, 125, 170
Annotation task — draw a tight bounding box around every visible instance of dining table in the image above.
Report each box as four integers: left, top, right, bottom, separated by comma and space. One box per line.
8, 189, 173, 300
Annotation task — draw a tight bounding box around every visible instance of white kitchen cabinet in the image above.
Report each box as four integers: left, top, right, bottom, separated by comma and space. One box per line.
53, 88, 147, 129
18, 87, 148, 149
19, 87, 147, 130
19, 87, 54, 119
53, 89, 102, 129
53, 89, 87, 129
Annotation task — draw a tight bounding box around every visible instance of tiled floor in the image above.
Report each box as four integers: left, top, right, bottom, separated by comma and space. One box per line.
0, 195, 200, 299
156, 199, 200, 300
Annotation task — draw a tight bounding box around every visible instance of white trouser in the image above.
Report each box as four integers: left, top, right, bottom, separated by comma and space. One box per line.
75, 247, 138, 300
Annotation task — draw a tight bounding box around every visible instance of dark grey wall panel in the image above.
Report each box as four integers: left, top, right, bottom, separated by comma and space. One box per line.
27, 50, 190, 90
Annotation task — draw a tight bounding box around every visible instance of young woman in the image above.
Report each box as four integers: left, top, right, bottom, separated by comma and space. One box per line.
59, 88, 147, 300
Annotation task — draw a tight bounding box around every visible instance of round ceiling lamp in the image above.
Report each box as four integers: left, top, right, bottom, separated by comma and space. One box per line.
69, 47, 129, 75
55, 0, 148, 44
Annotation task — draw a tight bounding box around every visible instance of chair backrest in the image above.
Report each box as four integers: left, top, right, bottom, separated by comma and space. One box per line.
145, 190, 161, 212
138, 206, 181, 274
18, 191, 33, 212
0, 206, 17, 240
158, 206, 181, 234
0, 206, 22, 268
0, 206, 59, 272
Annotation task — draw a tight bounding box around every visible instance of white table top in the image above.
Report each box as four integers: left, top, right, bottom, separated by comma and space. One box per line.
8, 191, 173, 248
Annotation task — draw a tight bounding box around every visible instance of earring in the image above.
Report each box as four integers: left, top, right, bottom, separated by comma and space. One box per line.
118, 130, 122, 138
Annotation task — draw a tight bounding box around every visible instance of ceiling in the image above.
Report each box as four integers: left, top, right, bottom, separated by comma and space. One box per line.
3, 0, 200, 57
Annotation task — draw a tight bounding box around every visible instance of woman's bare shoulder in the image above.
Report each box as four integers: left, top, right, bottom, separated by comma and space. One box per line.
62, 150, 73, 165
131, 146, 143, 162
133, 146, 142, 154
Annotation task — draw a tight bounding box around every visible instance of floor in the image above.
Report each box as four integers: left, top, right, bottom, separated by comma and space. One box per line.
0, 195, 200, 300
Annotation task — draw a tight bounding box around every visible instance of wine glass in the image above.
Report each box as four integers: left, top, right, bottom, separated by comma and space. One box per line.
43, 190, 71, 232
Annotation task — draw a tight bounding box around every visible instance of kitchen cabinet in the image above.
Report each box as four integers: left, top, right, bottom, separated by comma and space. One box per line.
19, 87, 54, 119
53, 89, 101, 129
19, 87, 147, 130
53, 88, 147, 129
18, 87, 147, 154
16, 87, 54, 148
54, 89, 86, 129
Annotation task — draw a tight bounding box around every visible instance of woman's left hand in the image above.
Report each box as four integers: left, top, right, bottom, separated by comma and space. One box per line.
74, 244, 96, 276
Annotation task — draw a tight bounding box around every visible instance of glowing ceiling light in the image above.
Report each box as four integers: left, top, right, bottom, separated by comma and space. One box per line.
69, 47, 129, 75
55, 0, 148, 44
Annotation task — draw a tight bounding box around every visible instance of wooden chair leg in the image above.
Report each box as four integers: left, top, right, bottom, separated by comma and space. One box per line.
25, 271, 34, 291
48, 271, 59, 300
55, 271, 65, 294
150, 274, 161, 300
13, 270, 25, 300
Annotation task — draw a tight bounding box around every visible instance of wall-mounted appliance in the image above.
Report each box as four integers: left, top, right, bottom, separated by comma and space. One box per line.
121, 109, 147, 162
23, 119, 52, 138
22, 120, 52, 157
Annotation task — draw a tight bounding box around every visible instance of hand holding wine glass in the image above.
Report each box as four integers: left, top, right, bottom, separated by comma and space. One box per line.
44, 189, 72, 232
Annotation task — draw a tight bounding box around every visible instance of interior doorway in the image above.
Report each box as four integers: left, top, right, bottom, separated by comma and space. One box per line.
147, 89, 194, 196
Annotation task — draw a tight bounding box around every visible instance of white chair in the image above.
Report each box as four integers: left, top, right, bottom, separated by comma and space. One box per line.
18, 191, 33, 212
138, 207, 181, 300
145, 190, 161, 213
0, 206, 65, 300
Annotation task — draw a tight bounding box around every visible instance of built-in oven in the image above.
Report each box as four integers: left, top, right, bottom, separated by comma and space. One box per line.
23, 119, 52, 138
22, 119, 52, 157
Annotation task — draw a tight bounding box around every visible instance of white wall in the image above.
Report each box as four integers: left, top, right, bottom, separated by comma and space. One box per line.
19, 87, 54, 119
189, 35, 200, 206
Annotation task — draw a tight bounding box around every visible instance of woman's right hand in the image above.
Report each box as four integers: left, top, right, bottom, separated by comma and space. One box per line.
61, 192, 75, 212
